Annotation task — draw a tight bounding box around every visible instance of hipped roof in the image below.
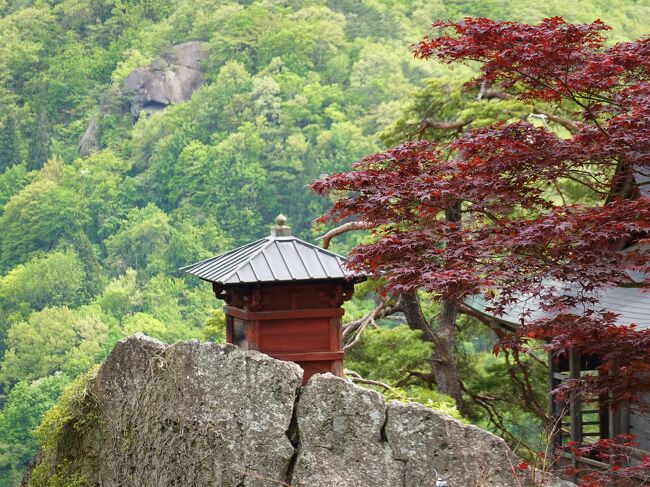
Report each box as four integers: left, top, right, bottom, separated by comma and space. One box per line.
180, 235, 361, 285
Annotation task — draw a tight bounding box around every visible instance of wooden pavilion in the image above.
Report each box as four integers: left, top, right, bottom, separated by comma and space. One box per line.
181, 215, 365, 383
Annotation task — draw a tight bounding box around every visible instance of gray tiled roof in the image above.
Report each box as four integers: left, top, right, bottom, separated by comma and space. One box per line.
180, 236, 359, 285
467, 171, 650, 331
635, 170, 650, 198
466, 276, 650, 331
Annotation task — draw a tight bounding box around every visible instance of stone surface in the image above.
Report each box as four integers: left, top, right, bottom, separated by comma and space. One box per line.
291, 374, 402, 487
121, 41, 206, 119
293, 374, 574, 487
27, 335, 575, 487
78, 115, 99, 157
75, 334, 302, 486
77, 41, 206, 156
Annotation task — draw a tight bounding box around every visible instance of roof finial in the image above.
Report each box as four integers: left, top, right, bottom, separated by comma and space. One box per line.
271, 214, 291, 237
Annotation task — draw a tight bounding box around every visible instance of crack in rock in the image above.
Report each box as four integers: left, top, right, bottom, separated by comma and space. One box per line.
25, 335, 575, 487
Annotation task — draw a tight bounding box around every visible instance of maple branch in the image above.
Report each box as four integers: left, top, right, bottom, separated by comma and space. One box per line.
318, 221, 373, 249
478, 85, 579, 133
553, 180, 567, 205
458, 303, 510, 338
505, 350, 549, 421
560, 174, 609, 196
423, 119, 471, 130
531, 107, 579, 133
462, 382, 536, 453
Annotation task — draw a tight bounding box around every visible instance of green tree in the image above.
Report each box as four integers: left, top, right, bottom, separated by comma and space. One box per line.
0, 248, 86, 319
96, 269, 142, 319
0, 114, 21, 170
0, 374, 70, 487
0, 306, 109, 388
0, 163, 33, 211
0, 249, 88, 359
0, 160, 89, 270
104, 203, 172, 274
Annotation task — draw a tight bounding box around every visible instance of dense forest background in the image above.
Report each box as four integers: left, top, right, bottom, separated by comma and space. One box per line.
0, 0, 648, 484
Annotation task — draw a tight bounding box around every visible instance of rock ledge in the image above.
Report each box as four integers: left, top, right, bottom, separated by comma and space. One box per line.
26, 334, 574, 487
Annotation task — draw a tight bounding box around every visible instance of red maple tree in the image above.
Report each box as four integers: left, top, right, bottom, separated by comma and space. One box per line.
312, 17, 650, 483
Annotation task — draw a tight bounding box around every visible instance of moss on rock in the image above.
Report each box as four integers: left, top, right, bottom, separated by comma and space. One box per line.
29, 366, 100, 487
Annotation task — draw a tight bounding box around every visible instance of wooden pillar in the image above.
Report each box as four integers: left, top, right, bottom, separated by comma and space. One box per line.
569, 348, 583, 444
568, 349, 582, 481
549, 351, 563, 450
226, 315, 234, 344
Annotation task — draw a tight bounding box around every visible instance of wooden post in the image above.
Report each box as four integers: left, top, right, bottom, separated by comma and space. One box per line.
569, 349, 582, 481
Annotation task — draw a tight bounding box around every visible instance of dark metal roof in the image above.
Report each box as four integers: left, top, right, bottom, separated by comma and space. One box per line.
181, 235, 361, 285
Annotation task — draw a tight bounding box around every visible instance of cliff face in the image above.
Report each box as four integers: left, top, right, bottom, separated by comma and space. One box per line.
26, 335, 573, 487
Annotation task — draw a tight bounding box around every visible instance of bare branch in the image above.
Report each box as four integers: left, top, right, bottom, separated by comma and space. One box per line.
458, 303, 511, 338
345, 369, 394, 391
342, 298, 401, 350
478, 84, 579, 133
318, 221, 373, 249
531, 107, 579, 133
423, 119, 471, 130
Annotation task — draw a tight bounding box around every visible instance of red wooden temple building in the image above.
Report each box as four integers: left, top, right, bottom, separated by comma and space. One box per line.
181, 215, 365, 382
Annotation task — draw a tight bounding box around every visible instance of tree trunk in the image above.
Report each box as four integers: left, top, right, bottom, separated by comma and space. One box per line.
399, 292, 465, 415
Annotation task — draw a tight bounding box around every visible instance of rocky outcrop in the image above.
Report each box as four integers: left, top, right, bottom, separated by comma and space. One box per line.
121, 41, 206, 119
77, 41, 206, 156
78, 115, 99, 157
26, 335, 574, 487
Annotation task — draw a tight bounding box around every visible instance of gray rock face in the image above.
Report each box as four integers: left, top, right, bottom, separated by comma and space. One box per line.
292, 374, 401, 487
293, 374, 573, 487
78, 115, 99, 157
77, 41, 206, 156
27, 335, 574, 487
121, 41, 206, 119
73, 334, 302, 486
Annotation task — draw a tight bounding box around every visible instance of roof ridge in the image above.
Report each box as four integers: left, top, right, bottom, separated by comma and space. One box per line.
275, 235, 348, 262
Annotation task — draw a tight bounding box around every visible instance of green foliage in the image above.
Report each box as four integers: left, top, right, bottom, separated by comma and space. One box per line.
96, 269, 142, 318
0, 306, 109, 388
345, 325, 461, 417
0, 0, 646, 480
0, 164, 33, 211
0, 160, 89, 270
0, 249, 88, 358
346, 324, 432, 383
0, 249, 87, 316
30, 367, 99, 487
202, 308, 226, 343
0, 114, 22, 170
104, 203, 172, 274
0, 374, 71, 487
384, 385, 463, 421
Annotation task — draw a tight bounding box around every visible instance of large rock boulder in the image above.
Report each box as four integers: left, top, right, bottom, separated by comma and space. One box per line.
293, 374, 573, 487
31, 335, 302, 486
121, 41, 206, 119
26, 335, 574, 487
77, 41, 207, 156
78, 115, 99, 157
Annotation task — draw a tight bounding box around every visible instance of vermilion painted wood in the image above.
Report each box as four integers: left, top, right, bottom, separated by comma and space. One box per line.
220, 279, 354, 383
224, 306, 344, 320
270, 351, 345, 361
